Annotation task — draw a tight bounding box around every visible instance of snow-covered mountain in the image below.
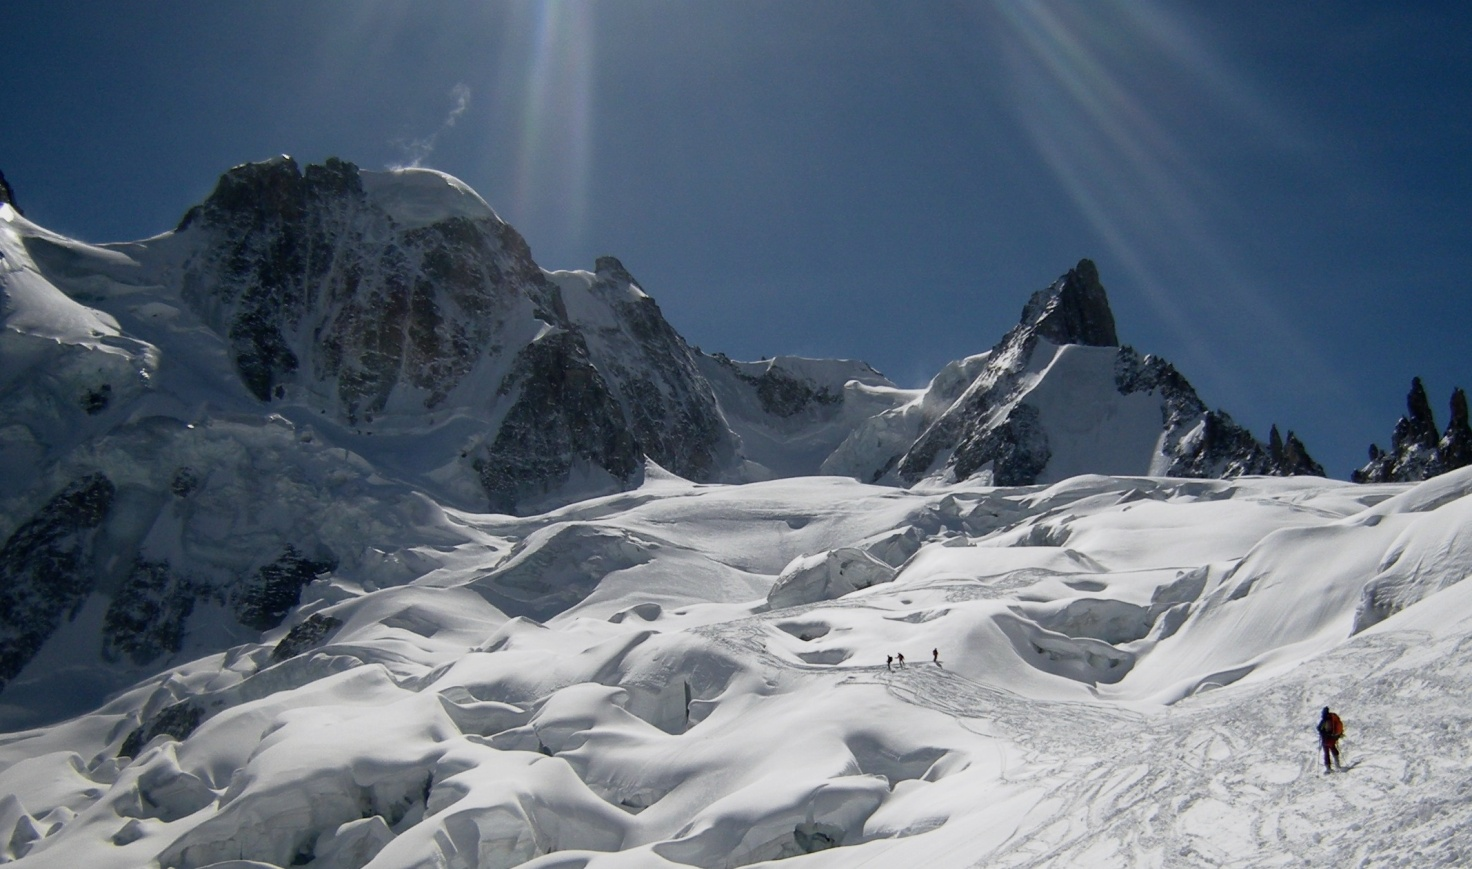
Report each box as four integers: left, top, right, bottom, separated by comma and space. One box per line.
824, 260, 1323, 487
122, 156, 741, 512
9, 157, 1466, 868
0, 157, 1328, 718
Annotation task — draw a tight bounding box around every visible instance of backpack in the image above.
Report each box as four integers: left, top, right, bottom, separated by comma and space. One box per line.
1318, 713, 1343, 739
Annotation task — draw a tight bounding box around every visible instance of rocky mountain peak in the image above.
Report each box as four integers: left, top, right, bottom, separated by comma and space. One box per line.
884, 258, 1323, 488
0, 169, 21, 214
1019, 258, 1119, 348
1268, 424, 1325, 477
1399, 377, 1440, 453
1353, 378, 1472, 483
594, 255, 636, 286
1442, 388, 1472, 470
176, 155, 363, 231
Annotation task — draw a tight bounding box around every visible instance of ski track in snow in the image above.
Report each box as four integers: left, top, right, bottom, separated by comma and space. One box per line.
684, 576, 1472, 869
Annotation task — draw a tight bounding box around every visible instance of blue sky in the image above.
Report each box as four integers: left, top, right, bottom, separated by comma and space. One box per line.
4, 1, 1469, 478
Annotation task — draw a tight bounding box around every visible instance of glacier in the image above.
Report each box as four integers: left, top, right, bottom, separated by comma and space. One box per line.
4, 470, 1472, 867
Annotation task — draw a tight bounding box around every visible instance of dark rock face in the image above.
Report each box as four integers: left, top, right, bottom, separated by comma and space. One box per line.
1441, 388, 1472, 471
1354, 379, 1472, 483
574, 257, 736, 481
1113, 349, 1240, 477
175, 156, 549, 419
232, 546, 338, 632
0, 474, 115, 690
1116, 350, 1324, 478
1022, 259, 1119, 348
102, 559, 197, 666
706, 352, 847, 424
746, 366, 842, 419
952, 403, 1050, 485
705, 353, 848, 421
166, 158, 735, 511
118, 701, 203, 758
177, 156, 328, 402
1268, 425, 1325, 477
269, 613, 343, 663
82, 384, 113, 415
897, 261, 1119, 485
475, 330, 641, 513
895, 269, 1068, 484
0, 168, 20, 214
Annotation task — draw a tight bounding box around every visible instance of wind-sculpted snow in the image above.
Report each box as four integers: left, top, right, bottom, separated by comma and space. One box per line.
4, 471, 1472, 867
765, 546, 900, 610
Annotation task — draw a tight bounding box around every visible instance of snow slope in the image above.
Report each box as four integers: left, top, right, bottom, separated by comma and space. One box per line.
4, 467, 1472, 867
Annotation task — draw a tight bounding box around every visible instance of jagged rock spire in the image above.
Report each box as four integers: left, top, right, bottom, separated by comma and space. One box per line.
1020, 259, 1119, 348
1354, 378, 1472, 483
1268, 424, 1326, 477
1438, 387, 1472, 471
1394, 377, 1440, 455
594, 255, 636, 286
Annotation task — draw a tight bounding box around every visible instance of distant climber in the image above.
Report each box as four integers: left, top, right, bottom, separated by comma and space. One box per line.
896, 652, 906, 668
1317, 706, 1344, 772
886, 655, 893, 671
932, 648, 940, 665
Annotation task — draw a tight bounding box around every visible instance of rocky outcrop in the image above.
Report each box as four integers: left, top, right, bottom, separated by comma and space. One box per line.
565, 257, 737, 482
102, 559, 197, 666
232, 546, 339, 632
1023, 258, 1118, 348
1115, 349, 1323, 478
1441, 388, 1472, 471
0, 474, 115, 689
754, 367, 841, 419
896, 261, 1120, 484
1353, 379, 1472, 483
473, 329, 641, 513
172, 156, 554, 417
1268, 425, 1324, 477
118, 701, 204, 758
0, 169, 20, 214
269, 613, 344, 663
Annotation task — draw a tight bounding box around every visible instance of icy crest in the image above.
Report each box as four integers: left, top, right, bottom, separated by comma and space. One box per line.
360, 167, 500, 229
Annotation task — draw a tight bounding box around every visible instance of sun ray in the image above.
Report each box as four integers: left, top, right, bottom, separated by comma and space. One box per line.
983, 2, 1349, 410
505, 1, 596, 262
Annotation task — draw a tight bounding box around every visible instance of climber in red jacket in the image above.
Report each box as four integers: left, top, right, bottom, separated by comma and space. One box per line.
1318, 706, 1344, 772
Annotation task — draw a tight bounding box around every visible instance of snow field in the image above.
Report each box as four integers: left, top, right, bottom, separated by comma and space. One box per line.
4, 469, 1472, 866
